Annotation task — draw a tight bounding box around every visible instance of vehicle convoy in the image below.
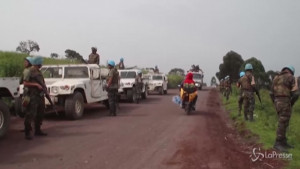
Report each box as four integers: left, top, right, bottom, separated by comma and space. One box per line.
118, 69, 148, 103
144, 73, 168, 95
20, 64, 109, 120
0, 77, 20, 138
191, 71, 204, 90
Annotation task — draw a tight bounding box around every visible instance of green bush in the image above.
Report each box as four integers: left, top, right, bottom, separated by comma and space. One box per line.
167, 74, 184, 89
0, 51, 78, 77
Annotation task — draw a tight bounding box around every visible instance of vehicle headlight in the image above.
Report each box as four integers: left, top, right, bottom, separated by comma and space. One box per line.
51, 86, 59, 94
195, 83, 200, 87
60, 85, 70, 91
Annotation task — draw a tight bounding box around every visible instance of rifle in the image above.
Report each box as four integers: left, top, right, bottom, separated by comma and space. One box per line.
35, 77, 58, 115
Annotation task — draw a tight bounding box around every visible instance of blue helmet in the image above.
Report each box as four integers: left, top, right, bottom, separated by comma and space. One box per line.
31, 56, 43, 65
107, 60, 115, 67
25, 56, 33, 64
240, 71, 245, 77
245, 63, 253, 70
282, 66, 295, 75
120, 58, 124, 62
137, 70, 142, 74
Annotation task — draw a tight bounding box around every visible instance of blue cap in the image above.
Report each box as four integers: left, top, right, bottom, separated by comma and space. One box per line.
282, 66, 295, 75
240, 71, 245, 77
25, 56, 33, 64
31, 56, 43, 65
108, 60, 115, 67
245, 63, 253, 70
120, 58, 124, 62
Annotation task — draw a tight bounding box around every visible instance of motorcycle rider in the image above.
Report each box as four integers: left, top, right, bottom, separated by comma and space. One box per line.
180, 72, 198, 110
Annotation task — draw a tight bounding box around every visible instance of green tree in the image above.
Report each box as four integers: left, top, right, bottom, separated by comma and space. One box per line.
168, 68, 185, 76
50, 53, 59, 58
241, 57, 270, 89
16, 40, 40, 54
216, 51, 244, 82
65, 49, 86, 63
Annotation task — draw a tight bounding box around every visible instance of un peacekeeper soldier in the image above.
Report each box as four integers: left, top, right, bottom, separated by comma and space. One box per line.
271, 66, 299, 152
88, 47, 100, 64
135, 70, 143, 99
236, 72, 245, 116
106, 60, 119, 116
118, 58, 125, 69
224, 76, 231, 100
219, 79, 224, 94
23, 56, 47, 140
240, 63, 256, 121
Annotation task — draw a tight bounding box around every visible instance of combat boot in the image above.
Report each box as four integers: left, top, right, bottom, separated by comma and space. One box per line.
35, 125, 47, 136
283, 140, 294, 149
273, 141, 288, 152
25, 126, 32, 140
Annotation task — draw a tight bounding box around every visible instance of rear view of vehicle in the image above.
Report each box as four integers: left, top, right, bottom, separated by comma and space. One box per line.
192, 72, 204, 90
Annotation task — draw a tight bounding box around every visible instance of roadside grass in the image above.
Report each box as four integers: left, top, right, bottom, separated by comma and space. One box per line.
0, 51, 78, 77
222, 86, 300, 169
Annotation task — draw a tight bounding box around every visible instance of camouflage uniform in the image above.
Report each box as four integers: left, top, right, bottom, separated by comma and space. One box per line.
23, 67, 46, 138
106, 68, 119, 116
236, 78, 243, 116
272, 70, 298, 150
135, 75, 143, 97
240, 71, 256, 121
118, 62, 125, 69
224, 79, 231, 100
88, 53, 100, 64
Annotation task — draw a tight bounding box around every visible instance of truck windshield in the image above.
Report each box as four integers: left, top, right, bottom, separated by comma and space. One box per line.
65, 67, 89, 78
41, 67, 63, 78
152, 75, 163, 80
193, 74, 202, 79
120, 71, 136, 78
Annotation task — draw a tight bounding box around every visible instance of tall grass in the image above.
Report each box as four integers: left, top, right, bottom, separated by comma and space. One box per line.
0, 51, 78, 77
223, 86, 300, 169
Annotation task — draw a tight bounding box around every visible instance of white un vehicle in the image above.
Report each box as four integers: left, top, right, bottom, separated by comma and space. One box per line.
21, 64, 109, 120
144, 73, 168, 95
118, 69, 148, 103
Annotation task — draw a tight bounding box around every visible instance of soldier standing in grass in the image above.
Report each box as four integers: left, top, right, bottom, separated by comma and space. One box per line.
106, 60, 119, 116
236, 71, 245, 116
224, 75, 231, 100
88, 47, 100, 64
271, 66, 299, 152
23, 56, 47, 140
240, 63, 256, 121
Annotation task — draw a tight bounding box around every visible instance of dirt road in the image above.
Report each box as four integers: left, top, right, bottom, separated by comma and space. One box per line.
0, 88, 283, 169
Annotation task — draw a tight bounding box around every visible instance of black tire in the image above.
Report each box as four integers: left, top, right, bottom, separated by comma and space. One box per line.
65, 92, 84, 120
142, 86, 148, 99
127, 89, 134, 102
0, 100, 10, 138
185, 102, 191, 115
103, 100, 110, 109
132, 88, 139, 104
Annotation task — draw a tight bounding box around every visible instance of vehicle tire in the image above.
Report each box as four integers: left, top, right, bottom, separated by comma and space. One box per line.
103, 99, 110, 109
65, 92, 84, 120
142, 86, 148, 99
163, 89, 168, 95
198, 86, 202, 90
185, 102, 191, 115
132, 88, 139, 104
14, 97, 24, 118
127, 89, 134, 102
0, 100, 10, 138
159, 87, 163, 95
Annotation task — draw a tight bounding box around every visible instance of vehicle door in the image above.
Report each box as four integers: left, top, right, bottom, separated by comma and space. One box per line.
90, 68, 102, 98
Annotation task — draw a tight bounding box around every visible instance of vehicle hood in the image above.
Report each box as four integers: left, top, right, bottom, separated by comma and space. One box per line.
45, 78, 89, 86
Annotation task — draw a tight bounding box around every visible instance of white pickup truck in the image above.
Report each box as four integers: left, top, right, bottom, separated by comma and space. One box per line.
191, 71, 204, 90
144, 73, 168, 94
0, 77, 20, 138
118, 69, 148, 103
19, 64, 109, 120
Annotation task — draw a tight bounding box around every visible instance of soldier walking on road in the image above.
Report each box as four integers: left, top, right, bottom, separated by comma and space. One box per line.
270, 66, 299, 152
236, 72, 245, 116
240, 63, 256, 121
88, 47, 100, 64
23, 56, 47, 140
106, 60, 119, 116
224, 75, 231, 100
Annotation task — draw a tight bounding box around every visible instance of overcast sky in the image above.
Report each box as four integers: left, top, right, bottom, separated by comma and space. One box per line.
1, 0, 300, 83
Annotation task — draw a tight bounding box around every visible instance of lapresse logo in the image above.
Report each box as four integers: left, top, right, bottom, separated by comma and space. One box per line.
250, 147, 292, 162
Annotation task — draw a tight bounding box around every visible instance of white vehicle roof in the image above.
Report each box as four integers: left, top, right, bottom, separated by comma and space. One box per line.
42, 64, 100, 69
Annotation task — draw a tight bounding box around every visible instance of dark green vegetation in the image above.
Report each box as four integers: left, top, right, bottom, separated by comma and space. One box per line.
0, 51, 78, 77
223, 86, 300, 169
